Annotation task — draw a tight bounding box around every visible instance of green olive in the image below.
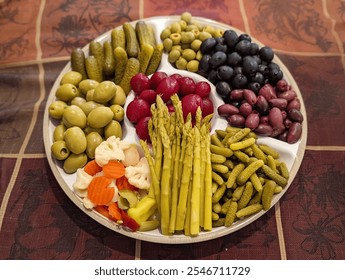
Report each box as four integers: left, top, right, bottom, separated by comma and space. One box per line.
191, 39, 202, 51
198, 31, 212, 41
48, 100, 68, 119
168, 49, 181, 63
87, 106, 113, 128
78, 79, 99, 96
109, 85, 126, 106
181, 31, 195, 44
80, 101, 103, 116
86, 89, 95, 101
60, 71, 83, 86
170, 22, 182, 33
175, 57, 188, 70
53, 123, 67, 141
104, 120, 122, 139
62, 105, 87, 128
163, 38, 173, 52
51, 140, 70, 160
181, 12, 192, 23
55, 83, 78, 102
64, 126, 87, 154
182, 49, 196, 61
93, 81, 117, 103
110, 104, 124, 122
71, 96, 87, 107
86, 131, 103, 159
63, 153, 87, 174
187, 60, 199, 72
160, 28, 171, 40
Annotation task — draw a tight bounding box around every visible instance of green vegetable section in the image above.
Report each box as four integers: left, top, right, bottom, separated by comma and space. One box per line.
140, 94, 214, 236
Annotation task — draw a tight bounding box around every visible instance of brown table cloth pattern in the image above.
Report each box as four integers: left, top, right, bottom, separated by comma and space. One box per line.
0, 0, 344, 260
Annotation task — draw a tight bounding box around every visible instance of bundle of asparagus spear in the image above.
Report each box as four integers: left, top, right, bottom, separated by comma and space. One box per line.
140, 94, 213, 236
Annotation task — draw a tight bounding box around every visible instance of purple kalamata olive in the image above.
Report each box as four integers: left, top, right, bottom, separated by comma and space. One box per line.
245, 112, 260, 130
287, 122, 302, 144
217, 103, 239, 117
230, 89, 244, 101
288, 108, 304, 123
227, 114, 245, 127
287, 98, 301, 111
268, 98, 287, 110
258, 83, 277, 101
278, 89, 297, 102
239, 102, 253, 117
269, 107, 283, 128
255, 124, 273, 136
276, 79, 289, 92
256, 95, 269, 115
243, 89, 257, 106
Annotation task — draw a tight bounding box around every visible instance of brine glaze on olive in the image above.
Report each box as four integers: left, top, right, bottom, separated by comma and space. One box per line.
55, 83, 78, 102
104, 120, 122, 139
60, 71, 83, 86
64, 126, 87, 154
63, 153, 87, 174
87, 106, 113, 128
62, 105, 87, 128
51, 140, 70, 160
93, 81, 117, 103
86, 131, 103, 159
53, 124, 67, 141
78, 79, 99, 96
48, 100, 68, 119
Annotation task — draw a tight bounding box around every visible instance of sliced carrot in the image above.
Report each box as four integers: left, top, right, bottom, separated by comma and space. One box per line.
116, 175, 137, 191
103, 160, 126, 179
87, 176, 114, 205
84, 160, 102, 176
94, 205, 115, 220
108, 202, 122, 221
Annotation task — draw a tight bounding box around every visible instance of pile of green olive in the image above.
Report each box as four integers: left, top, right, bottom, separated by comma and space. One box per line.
160, 12, 224, 72
48, 70, 126, 173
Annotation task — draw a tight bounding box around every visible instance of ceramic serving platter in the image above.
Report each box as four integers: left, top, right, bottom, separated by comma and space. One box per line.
43, 16, 307, 244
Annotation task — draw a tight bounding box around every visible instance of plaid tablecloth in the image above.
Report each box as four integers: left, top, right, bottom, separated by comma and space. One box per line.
0, 0, 344, 260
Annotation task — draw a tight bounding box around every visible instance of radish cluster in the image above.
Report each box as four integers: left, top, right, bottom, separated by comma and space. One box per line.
126, 72, 214, 142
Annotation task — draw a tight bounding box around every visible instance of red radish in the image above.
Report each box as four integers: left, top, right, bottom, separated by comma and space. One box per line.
201, 97, 214, 118
156, 76, 180, 103
139, 89, 157, 105
130, 73, 151, 95
135, 116, 151, 142
195, 81, 211, 98
126, 98, 151, 124
181, 94, 203, 120
178, 77, 196, 96
170, 73, 182, 80
149, 71, 168, 89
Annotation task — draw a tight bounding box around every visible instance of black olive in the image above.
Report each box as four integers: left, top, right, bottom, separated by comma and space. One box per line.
208, 69, 219, 84
268, 68, 283, 85
199, 54, 211, 73
216, 81, 231, 99
238, 33, 252, 42
231, 73, 248, 89
227, 52, 242, 67
217, 65, 234, 81
250, 43, 259, 55
247, 82, 261, 94
234, 40, 251, 56
215, 42, 228, 53
250, 72, 265, 85
200, 37, 217, 54
259, 46, 274, 62
223, 29, 238, 49
209, 51, 227, 69
242, 56, 259, 76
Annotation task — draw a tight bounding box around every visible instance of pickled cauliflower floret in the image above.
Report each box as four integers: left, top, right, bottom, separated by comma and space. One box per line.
95, 136, 130, 166
125, 157, 151, 190
73, 168, 93, 191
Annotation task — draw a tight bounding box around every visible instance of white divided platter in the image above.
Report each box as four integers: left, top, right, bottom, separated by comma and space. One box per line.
43, 16, 307, 244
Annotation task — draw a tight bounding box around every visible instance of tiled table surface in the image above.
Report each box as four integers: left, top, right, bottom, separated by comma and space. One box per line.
0, 0, 344, 260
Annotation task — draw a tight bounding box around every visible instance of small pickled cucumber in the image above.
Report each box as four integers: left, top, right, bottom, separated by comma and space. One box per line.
71, 48, 88, 80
